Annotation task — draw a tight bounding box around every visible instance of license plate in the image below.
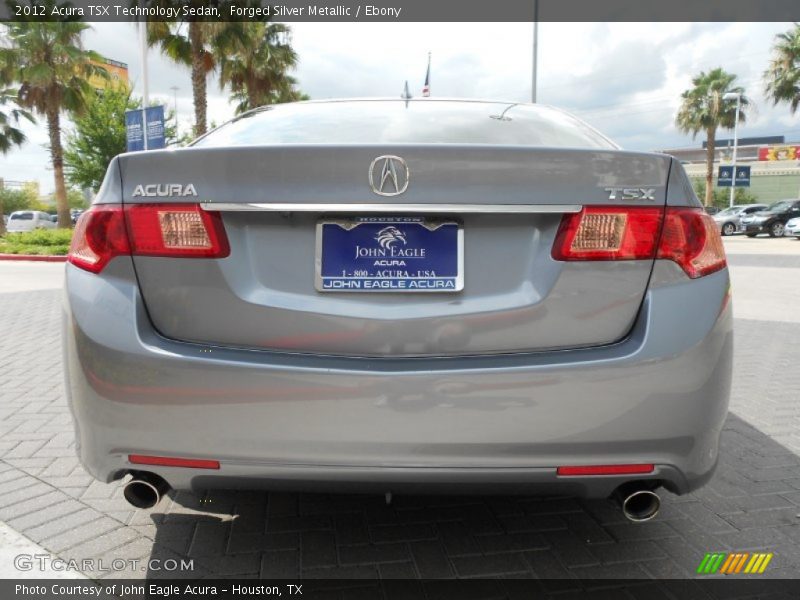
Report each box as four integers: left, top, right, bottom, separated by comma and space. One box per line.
315, 217, 463, 292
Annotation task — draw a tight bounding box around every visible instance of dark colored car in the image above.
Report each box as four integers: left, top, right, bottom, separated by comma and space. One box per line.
740, 199, 800, 237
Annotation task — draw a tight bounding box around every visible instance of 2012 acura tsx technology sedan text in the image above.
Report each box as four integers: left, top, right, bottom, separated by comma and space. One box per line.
62, 99, 732, 522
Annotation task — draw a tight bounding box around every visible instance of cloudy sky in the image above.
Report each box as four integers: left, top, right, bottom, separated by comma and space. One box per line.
5, 21, 800, 193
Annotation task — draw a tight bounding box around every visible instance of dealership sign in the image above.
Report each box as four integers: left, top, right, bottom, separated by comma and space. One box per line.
718, 165, 750, 187
125, 106, 166, 152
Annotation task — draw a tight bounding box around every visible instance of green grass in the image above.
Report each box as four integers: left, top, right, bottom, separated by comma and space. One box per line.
0, 228, 73, 256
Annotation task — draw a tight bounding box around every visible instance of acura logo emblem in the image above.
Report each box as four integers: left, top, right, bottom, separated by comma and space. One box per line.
369, 155, 409, 196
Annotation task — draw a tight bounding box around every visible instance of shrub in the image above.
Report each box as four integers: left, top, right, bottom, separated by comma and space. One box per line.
0, 228, 73, 255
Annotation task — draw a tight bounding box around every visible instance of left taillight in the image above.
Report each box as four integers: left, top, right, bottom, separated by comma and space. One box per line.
68, 204, 229, 274
68, 205, 130, 274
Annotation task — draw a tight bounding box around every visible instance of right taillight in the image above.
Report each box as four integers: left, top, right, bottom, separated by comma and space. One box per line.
552, 205, 726, 279
68, 203, 229, 274
656, 207, 727, 278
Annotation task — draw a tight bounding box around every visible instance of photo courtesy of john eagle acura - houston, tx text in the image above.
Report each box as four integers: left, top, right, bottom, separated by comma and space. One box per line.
62, 98, 732, 523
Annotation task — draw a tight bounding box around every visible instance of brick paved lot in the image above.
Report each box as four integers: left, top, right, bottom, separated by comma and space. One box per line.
1, 271, 800, 581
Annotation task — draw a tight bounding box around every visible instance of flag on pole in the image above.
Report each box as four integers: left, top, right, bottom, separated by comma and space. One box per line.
422, 52, 431, 97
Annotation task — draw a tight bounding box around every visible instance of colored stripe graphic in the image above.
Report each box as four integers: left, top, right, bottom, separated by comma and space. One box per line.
697, 552, 727, 574
719, 553, 736, 574
757, 553, 773, 573
699, 552, 774, 575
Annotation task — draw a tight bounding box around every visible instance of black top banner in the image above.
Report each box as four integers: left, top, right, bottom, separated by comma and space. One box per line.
1, 0, 800, 22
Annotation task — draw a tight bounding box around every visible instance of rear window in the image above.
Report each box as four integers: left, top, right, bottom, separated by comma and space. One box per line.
193, 100, 616, 149
10, 212, 32, 220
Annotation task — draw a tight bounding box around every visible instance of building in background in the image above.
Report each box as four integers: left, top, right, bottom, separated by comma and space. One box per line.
660, 136, 800, 203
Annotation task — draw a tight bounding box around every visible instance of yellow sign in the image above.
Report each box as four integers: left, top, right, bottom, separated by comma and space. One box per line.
88, 58, 129, 90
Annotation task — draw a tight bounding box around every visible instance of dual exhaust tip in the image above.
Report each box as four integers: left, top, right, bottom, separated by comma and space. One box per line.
123, 472, 170, 509
615, 485, 661, 522
122, 472, 661, 523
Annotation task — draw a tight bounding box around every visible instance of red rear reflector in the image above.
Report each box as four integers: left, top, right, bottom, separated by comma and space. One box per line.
126, 204, 230, 258
552, 207, 663, 261
557, 464, 655, 476
68, 205, 130, 274
68, 203, 230, 274
657, 208, 726, 279
129, 454, 220, 470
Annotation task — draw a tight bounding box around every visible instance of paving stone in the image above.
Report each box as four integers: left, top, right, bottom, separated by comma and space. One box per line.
1, 284, 800, 581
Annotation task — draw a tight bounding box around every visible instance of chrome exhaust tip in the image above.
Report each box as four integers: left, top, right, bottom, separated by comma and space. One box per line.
123, 473, 170, 509
620, 489, 661, 522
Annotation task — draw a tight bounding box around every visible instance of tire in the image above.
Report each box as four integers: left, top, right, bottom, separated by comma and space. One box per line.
746, 233, 758, 238
721, 223, 736, 236
769, 222, 785, 238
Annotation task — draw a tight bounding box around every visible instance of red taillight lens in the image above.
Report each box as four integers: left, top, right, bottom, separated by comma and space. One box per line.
552, 205, 726, 279
657, 208, 726, 279
68, 204, 229, 274
125, 204, 230, 258
552, 207, 664, 261
68, 205, 130, 273
557, 464, 654, 476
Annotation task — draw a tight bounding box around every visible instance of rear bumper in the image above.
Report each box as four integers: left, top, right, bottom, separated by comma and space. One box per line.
63, 259, 732, 498
742, 222, 768, 234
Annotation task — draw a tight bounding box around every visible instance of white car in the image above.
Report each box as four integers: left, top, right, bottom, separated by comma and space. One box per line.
6, 210, 57, 232
785, 217, 800, 239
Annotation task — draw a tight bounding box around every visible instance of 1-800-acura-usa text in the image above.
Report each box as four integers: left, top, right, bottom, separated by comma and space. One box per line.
62, 99, 731, 521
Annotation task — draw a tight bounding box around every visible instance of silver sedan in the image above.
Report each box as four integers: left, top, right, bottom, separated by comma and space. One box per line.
62, 99, 732, 522
713, 204, 768, 236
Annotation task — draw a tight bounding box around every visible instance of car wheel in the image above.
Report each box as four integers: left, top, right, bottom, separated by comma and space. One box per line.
721, 223, 736, 236
746, 233, 758, 238
769, 222, 785, 237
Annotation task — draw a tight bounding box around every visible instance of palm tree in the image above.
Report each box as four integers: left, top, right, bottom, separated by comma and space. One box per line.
219, 23, 300, 114
147, 22, 244, 137
676, 68, 750, 207
0, 88, 35, 236
0, 20, 107, 228
0, 88, 33, 155
764, 23, 800, 114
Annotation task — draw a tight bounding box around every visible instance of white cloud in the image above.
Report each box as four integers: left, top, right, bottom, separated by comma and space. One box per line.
4, 21, 798, 193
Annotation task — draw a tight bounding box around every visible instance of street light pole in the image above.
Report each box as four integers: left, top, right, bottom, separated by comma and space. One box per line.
139, 22, 149, 151
531, 0, 539, 103
170, 86, 179, 141
724, 92, 741, 208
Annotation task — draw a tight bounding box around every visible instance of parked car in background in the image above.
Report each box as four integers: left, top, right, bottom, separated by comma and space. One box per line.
6, 210, 57, 232
713, 204, 768, 236
740, 199, 800, 237
49, 214, 58, 223
704, 206, 721, 215
785, 217, 800, 239
70, 209, 84, 225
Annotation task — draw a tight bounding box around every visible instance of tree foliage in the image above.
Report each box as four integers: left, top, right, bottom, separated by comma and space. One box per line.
63, 84, 182, 192
0, 87, 34, 155
219, 22, 304, 114
147, 21, 247, 137
0, 14, 108, 227
764, 23, 800, 114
